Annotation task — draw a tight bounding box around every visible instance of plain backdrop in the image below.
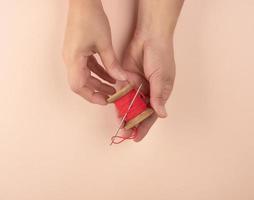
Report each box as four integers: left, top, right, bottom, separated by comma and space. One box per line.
0, 0, 254, 200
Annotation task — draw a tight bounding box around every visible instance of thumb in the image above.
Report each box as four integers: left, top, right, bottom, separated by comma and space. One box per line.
149, 71, 173, 118
99, 46, 127, 81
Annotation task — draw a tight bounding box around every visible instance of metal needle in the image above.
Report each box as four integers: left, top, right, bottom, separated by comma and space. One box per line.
110, 83, 143, 145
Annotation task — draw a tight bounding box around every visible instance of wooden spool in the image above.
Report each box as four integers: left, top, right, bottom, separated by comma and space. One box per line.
107, 84, 154, 130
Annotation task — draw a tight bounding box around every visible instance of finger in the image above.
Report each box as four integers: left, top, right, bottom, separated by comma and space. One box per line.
78, 87, 108, 105
144, 49, 174, 118
116, 117, 132, 137
149, 73, 173, 118
122, 39, 144, 74
122, 52, 150, 95
67, 56, 90, 93
125, 71, 150, 96
99, 45, 127, 81
87, 56, 116, 84
134, 113, 158, 142
122, 49, 142, 74
119, 128, 133, 139
67, 56, 108, 105
87, 76, 116, 95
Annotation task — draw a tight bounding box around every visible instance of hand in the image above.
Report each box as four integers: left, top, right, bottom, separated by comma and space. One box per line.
121, 32, 175, 142
63, 0, 127, 105
119, 0, 184, 142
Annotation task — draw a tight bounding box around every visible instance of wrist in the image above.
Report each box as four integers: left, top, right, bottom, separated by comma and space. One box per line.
69, 0, 101, 4
136, 0, 184, 39
69, 0, 102, 11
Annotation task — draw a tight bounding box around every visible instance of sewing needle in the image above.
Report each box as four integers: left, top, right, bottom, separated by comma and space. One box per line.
110, 83, 143, 145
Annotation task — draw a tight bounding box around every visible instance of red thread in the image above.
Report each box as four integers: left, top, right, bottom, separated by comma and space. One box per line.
111, 89, 148, 144
110, 128, 138, 144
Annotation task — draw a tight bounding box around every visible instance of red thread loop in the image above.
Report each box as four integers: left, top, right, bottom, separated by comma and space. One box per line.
111, 89, 148, 144
111, 128, 138, 144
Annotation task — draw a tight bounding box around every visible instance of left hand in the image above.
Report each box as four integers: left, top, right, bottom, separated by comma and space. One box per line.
120, 32, 176, 142
117, 0, 184, 142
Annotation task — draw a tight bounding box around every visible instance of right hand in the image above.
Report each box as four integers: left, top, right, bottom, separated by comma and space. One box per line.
63, 0, 127, 105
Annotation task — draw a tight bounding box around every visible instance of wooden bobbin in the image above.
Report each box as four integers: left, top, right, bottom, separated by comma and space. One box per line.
107, 84, 154, 130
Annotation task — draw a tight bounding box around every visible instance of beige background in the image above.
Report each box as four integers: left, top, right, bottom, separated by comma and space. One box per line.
1, 0, 254, 200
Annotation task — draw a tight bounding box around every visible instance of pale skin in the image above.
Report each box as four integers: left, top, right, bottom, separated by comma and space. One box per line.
63, 0, 184, 142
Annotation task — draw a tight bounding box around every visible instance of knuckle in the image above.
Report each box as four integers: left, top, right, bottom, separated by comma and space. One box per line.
151, 80, 173, 103
161, 82, 173, 101
84, 94, 96, 104
147, 67, 161, 83
62, 47, 82, 67
149, 68, 171, 85
69, 80, 81, 94
84, 95, 93, 103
